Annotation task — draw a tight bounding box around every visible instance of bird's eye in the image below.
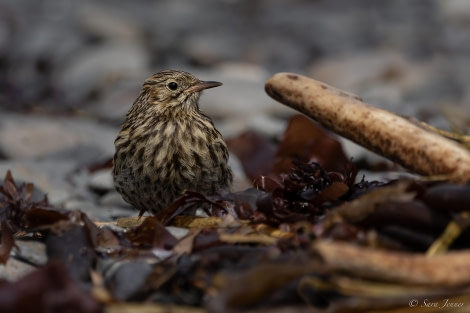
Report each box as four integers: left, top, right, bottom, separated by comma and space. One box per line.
167, 82, 178, 90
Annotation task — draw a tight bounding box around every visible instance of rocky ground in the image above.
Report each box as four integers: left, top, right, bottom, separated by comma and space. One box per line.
1, 0, 470, 281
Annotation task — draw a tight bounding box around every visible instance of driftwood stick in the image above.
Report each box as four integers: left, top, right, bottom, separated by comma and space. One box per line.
314, 240, 470, 286
265, 73, 470, 183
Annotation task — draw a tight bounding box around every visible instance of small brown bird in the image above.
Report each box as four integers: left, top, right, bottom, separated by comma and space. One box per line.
113, 70, 232, 214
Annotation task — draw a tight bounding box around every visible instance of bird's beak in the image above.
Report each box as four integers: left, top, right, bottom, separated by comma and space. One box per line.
186, 80, 222, 93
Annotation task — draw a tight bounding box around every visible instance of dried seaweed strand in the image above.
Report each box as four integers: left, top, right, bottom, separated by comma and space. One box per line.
426, 212, 470, 256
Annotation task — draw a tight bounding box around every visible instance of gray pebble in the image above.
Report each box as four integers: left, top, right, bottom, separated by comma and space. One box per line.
87, 168, 114, 194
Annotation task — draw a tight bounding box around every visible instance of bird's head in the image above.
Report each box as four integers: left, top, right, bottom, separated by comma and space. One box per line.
139, 70, 222, 112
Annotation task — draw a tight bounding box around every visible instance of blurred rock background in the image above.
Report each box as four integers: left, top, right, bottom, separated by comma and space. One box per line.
1, 0, 470, 219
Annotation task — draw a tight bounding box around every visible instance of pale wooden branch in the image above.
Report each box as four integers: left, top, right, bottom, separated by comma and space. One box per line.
265, 73, 470, 183
313, 240, 470, 286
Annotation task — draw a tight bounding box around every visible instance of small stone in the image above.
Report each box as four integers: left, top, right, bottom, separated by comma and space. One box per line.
227, 153, 252, 192
440, 0, 470, 22
101, 260, 153, 301
99, 191, 133, 209
85, 80, 141, 125
64, 200, 135, 222
189, 68, 293, 119
0, 160, 77, 205
88, 169, 114, 194
165, 226, 189, 239
55, 43, 149, 105
0, 258, 36, 282
0, 113, 117, 160
13, 240, 47, 266
183, 34, 244, 66
77, 2, 143, 42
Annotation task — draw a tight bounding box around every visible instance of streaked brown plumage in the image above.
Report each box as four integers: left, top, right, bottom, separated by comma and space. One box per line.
113, 70, 232, 214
